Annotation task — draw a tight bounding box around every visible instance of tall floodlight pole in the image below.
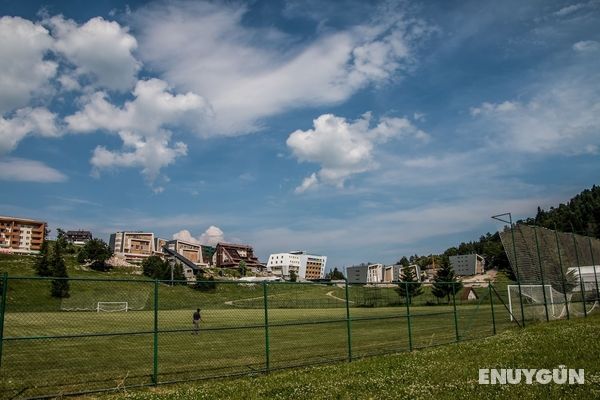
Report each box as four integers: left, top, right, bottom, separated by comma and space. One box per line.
492, 212, 525, 327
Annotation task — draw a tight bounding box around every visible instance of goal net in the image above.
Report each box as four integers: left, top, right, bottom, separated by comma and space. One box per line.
60, 281, 150, 311
508, 285, 558, 321
96, 302, 129, 312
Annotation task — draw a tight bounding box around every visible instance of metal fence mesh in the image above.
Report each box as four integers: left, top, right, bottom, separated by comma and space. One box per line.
0, 264, 597, 398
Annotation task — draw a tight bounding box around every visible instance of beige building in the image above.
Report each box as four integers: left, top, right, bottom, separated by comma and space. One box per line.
167, 239, 208, 266
109, 232, 155, 262
0, 216, 46, 254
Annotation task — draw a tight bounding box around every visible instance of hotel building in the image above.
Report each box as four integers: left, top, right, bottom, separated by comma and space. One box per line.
266, 251, 327, 280
0, 216, 46, 254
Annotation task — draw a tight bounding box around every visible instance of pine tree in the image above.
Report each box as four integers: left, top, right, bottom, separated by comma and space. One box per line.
431, 257, 462, 303
50, 241, 70, 298
395, 266, 423, 304
35, 240, 52, 277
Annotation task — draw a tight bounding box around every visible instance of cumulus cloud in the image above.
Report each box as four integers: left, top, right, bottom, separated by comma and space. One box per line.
172, 229, 200, 244
0, 157, 66, 182
66, 78, 210, 187
0, 107, 59, 153
0, 16, 57, 114
287, 112, 429, 192
198, 226, 225, 246
172, 226, 225, 246
133, 1, 430, 135
48, 16, 140, 91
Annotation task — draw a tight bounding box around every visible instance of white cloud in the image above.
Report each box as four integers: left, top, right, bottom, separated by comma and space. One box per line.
66, 78, 210, 186
66, 79, 210, 134
198, 225, 225, 246
287, 112, 429, 191
573, 40, 600, 52
0, 107, 59, 153
48, 16, 140, 91
295, 173, 319, 194
470, 101, 518, 116
133, 1, 430, 135
0, 16, 57, 114
90, 139, 187, 187
0, 157, 66, 182
554, 3, 586, 17
172, 225, 225, 246
172, 229, 200, 244
470, 70, 600, 154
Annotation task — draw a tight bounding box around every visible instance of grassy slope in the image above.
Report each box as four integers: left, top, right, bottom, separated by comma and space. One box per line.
100, 315, 600, 400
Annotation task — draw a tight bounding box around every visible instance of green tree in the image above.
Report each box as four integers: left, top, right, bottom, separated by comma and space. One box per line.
238, 260, 247, 277
142, 256, 168, 279
397, 256, 410, 267
35, 240, 52, 277
78, 238, 113, 271
431, 257, 462, 303
330, 267, 345, 280
50, 241, 69, 298
289, 270, 298, 282
395, 266, 423, 304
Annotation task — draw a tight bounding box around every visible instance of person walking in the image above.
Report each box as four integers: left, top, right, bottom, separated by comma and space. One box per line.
192, 308, 202, 335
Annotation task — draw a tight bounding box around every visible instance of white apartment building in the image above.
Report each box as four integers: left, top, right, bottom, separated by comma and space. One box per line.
266, 251, 327, 280
347, 263, 422, 284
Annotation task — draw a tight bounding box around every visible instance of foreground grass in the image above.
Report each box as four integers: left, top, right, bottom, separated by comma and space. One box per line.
95, 315, 600, 400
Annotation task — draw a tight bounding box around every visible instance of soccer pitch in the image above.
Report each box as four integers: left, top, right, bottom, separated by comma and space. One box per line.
0, 301, 510, 399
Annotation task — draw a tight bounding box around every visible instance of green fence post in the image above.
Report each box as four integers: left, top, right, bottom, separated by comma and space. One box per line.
153, 279, 159, 385
0, 273, 8, 370
263, 281, 270, 373
587, 235, 600, 302
554, 226, 570, 320
404, 281, 413, 351
533, 227, 550, 322
452, 282, 459, 342
344, 279, 352, 362
571, 227, 587, 318
488, 283, 496, 335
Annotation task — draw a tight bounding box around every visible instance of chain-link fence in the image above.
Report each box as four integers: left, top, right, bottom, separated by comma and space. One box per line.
499, 224, 600, 326
0, 269, 596, 399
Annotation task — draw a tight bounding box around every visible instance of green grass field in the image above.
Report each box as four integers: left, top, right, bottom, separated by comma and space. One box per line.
93, 314, 600, 400
0, 253, 596, 399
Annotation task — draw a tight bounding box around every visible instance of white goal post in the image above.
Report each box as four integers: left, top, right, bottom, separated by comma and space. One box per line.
96, 302, 129, 312
507, 285, 555, 321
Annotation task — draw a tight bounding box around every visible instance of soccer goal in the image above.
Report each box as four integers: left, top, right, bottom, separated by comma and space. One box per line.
96, 302, 129, 312
507, 285, 556, 321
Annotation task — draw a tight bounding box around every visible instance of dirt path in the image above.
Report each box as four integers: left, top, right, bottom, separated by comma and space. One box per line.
326, 291, 354, 303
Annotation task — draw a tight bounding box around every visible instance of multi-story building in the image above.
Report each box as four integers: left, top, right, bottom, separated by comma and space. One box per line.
65, 230, 92, 245
109, 232, 155, 263
0, 216, 46, 254
266, 251, 327, 280
347, 263, 421, 284
213, 243, 264, 271
347, 263, 385, 284
167, 239, 208, 266
449, 254, 485, 276
154, 238, 168, 255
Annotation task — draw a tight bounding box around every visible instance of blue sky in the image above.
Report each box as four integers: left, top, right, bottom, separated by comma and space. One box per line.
1, 0, 599, 268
